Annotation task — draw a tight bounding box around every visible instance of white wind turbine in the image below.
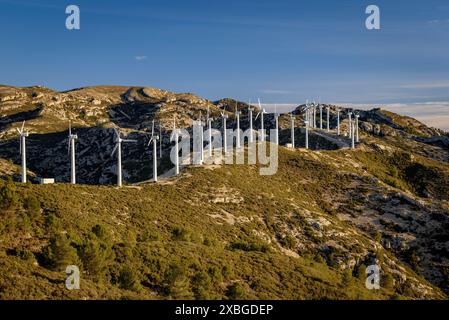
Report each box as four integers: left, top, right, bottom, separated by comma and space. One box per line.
255, 99, 268, 142
207, 106, 214, 156
337, 108, 341, 135
221, 111, 229, 154
170, 115, 180, 176
274, 104, 280, 145
304, 120, 309, 149
17, 121, 29, 183
111, 128, 136, 187
248, 100, 254, 143
290, 113, 295, 148
198, 111, 205, 164
355, 114, 360, 143
147, 120, 160, 182
234, 102, 241, 149
319, 104, 323, 130
348, 112, 353, 139
351, 119, 355, 149
68, 121, 78, 184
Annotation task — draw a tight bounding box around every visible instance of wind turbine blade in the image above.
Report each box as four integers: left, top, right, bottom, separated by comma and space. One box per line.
111, 144, 118, 157
255, 112, 260, 120
21, 121, 25, 132
16, 128, 21, 134
113, 128, 120, 138
258, 98, 262, 110
69, 121, 72, 136
151, 120, 155, 137
68, 137, 71, 155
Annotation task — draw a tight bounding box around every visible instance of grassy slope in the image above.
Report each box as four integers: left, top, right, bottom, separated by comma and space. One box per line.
0, 146, 446, 300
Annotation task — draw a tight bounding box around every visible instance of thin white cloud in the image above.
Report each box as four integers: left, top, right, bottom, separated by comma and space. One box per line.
135, 55, 147, 61
259, 89, 293, 95
400, 81, 449, 89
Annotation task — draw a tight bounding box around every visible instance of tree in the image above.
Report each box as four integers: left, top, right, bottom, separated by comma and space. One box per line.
44, 234, 79, 271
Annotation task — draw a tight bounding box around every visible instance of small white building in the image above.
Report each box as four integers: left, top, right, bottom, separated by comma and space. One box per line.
38, 178, 55, 184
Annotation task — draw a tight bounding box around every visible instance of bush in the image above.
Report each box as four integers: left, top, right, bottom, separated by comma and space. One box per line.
79, 238, 114, 281
43, 234, 79, 271
118, 266, 140, 291
171, 227, 190, 241
0, 179, 19, 210
192, 271, 212, 299
24, 196, 40, 217
229, 241, 270, 253
163, 263, 193, 299
226, 283, 245, 300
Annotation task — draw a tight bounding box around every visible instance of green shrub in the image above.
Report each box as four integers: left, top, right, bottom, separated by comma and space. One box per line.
0, 179, 19, 210
23, 196, 40, 217
118, 266, 140, 291
172, 227, 190, 241
79, 238, 114, 281
226, 283, 245, 300
192, 271, 212, 299
229, 241, 270, 253
43, 234, 79, 271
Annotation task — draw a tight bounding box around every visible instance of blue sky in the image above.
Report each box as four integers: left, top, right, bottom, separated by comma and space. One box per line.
1, 0, 449, 106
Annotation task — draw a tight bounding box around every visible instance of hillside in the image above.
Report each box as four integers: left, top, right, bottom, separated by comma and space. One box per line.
1, 85, 449, 300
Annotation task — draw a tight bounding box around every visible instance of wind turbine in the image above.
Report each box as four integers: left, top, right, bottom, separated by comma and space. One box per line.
255, 99, 267, 142
198, 111, 205, 164
304, 120, 309, 149
326, 106, 330, 132
170, 115, 179, 176
351, 119, 355, 149
235, 102, 241, 149
355, 114, 360, 143
337, 109, 341, 135
17, 121, 29, 183
348, 112, 353, 139
147, 120, 159, 182
248, 100, 254, 143
221, 111, 229, 154
319, 104, 323, 130
290, 113, 295, 148
274, 104, 280, 145
207, 106, 214, 156
68, 121, 78, 184
111, 128, 136, 187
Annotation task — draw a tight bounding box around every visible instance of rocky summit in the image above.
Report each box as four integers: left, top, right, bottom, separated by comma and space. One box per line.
0, 84, 448, 300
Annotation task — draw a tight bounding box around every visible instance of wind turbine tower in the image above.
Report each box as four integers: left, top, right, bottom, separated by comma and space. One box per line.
304, 120, 309, 149
235, 103, 241, 149
337, 109, 341, 136
348, 112, 353, 138
68, 121, 78, 184
355, 114, 360, 143
290, 114, 295, 148
351, 120, 355, 149
111, 129, 136, 187
248, 101, 254, 143
148, 120, 160, 182
274, 104, 280, 145
319, 104, 323, 129
326, 106, 330, 132
171, 115, 180, 176
206, 107, 214, 157
17, 121, 29, 183
256, 99, 267, 141
221, 112, 229, 154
